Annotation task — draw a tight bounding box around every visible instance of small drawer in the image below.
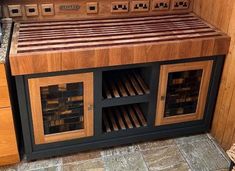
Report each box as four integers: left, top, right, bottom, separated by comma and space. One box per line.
0, 86, 10, 108
0, 64, 7, 87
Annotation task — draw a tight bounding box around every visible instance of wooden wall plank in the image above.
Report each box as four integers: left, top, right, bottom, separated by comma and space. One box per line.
193, 0, 234, 33
194, 0, 235, 150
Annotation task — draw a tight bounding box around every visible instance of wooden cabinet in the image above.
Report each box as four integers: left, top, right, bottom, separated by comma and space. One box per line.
28, 73, 94, 144
13, 56, 226, 161
155, 61, 213, 126
0, 108, 19, 166
0, 64, 20, 166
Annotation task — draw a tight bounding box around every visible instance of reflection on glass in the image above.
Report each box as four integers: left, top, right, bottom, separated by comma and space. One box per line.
40, 82, 84, 135
164, 70, 203, 117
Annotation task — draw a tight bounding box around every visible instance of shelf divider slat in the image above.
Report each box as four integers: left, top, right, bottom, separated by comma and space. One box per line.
103, 112, 112, 133
133, 104, 147, 126
117, 80, 128, 97
133, 71, 150, 94
122, 76, 136, 96
103, 82, 113, 99
108, 109, 119, 131
128, 106, 141, 128
120, 106, 133, 129
115, 108, 126, 130
102, 94, 149, 108
110, 81, 120, 98
127, 73, 144, 95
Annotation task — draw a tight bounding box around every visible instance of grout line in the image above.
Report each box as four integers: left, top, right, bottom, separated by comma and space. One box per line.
174, 139, 193, 171
139, 150, 150, 171
206, 134, 231, 163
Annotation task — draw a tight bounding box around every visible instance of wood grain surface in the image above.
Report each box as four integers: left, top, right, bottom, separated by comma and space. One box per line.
0, 63, 20, 166
0, 108, 20, 166
0, 64, 10, 108
10, 13, 230, 76
194, 0, 235, 150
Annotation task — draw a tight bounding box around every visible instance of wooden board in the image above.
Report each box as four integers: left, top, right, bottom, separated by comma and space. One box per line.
194, 0, 235, 150
0, 86, 11, 108
0, 108, 20, 166
9, 13, 230, 76
0, 64, 11, 108
0, 64, 8, 87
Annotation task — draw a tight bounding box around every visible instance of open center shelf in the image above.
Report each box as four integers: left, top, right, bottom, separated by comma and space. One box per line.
102, 68, 151, 100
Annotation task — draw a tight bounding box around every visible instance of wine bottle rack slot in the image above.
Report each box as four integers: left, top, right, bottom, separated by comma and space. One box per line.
40, 82, 85, 135
102, 104, 147, 133
103, 70, 150, 99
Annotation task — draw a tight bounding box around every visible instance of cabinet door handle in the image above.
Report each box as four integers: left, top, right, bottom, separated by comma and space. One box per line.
161, 96, 166, 101
88, 104, 93, 111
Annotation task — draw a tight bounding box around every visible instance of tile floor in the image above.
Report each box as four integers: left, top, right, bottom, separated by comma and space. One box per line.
0, 134, 230, 171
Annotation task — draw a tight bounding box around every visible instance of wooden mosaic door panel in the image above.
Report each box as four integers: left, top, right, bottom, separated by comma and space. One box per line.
155, 61, 213, 126
28, 73, 94, 144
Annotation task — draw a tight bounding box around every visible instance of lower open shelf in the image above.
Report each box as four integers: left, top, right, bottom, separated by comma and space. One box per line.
102, 104, 147, 133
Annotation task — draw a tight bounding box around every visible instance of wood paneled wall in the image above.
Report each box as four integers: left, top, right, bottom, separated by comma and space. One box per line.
194, 0, 235, 150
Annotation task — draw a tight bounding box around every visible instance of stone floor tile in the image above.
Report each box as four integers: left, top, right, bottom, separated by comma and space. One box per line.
18, 157, 62, 171
103, 151, 148, 171
174, 134, 208, 145
0, 165, 18, 171
101, 144, 139, 157
0, 134, 230, 171
63, 159, 104, 171
177, 139, 230, 171
62, 150, 101, 164
29, 166, 60, 171
138, 139, 176, 151
160, 163, 190, 171
141, 145, 188, 171
207, 134, 230, 162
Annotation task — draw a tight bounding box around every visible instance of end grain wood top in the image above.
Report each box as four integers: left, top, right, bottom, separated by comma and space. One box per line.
10, 13, 230, 76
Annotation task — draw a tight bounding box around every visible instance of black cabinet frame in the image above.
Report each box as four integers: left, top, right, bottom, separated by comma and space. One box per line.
15, 56, 225, 160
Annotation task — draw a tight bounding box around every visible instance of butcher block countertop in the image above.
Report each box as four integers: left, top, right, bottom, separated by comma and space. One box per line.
9, 13, 230, 76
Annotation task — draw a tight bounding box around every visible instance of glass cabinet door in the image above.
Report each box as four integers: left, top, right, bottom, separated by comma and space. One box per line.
155, 61, 213, 126
28, 73, 94, 144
